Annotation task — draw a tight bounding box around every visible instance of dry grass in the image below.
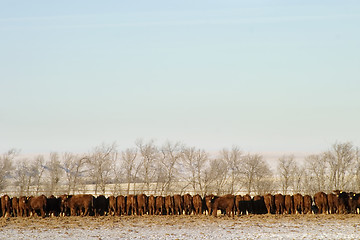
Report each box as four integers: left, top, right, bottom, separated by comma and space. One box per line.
1, 214, 360, 231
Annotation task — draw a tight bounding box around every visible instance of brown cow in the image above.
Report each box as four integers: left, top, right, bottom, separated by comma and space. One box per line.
173, 194, 183, 215
204, 195, 215, 215
155, 196, 165, 215
18, 196, 29, 217
1, 195, 11, 217
293, 194, 303, 214
314, 192, 328, 214
148, 195, 156, 215
12, 197, 19, 217
284, 195, 294, 214
264, 194, 274, 214
59, 194, 71, 216
183, 194, 193, 215
303, 195, 312, 214
205, 194, 235, 217
137, 194, 148, 216
165, 195, 174, 215
127, 195, 138, 215
274, 194, 285, 214
108, 196, 117, 216
235, 195, 243, 216
192, 194, 203, 215
29, 195, 47, 217
116, 195, 126, 216
327, 193, 338, 214
67, 194, 93, 216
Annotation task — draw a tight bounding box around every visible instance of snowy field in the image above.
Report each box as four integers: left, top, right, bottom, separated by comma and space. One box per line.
1, 215, 360, 239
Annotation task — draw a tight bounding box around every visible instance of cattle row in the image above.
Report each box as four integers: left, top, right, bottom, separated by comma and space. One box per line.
0, 191, 358, 218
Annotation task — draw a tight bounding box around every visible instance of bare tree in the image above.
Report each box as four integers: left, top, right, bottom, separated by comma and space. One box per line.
86, 143, 118, 195
304, 154, 327, 193
352, 147, 360, 191
63, 152, 75, 194
207, 158, 228, 195
158, 141, 183, 195
153, 158, 166, 195
240, 154, 272, 195
45, 152, 63, 195
121, 147, 141, 194
301, 171, 312, 195
62, 153, 86, 195
136, 139, 159, 194
180, 146, 208, 195
180, 147, 197, 193
109, 154, 122, 196
292, 164, 304, 194
220, 146, 242, 194
0, 149, 18, 191
14, 159, 31, 196
194, 148, 209, 195
199, 163, 214, 196
325, 142, 356, 190
31, 155, 45, 195
277, 155, 297, 194
254, 159, 273, 195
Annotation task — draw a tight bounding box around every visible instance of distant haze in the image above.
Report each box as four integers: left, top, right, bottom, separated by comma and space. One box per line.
1, 1, 359, 159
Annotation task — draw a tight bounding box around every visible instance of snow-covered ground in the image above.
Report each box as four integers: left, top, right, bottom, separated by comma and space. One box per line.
1, 215, 360, 239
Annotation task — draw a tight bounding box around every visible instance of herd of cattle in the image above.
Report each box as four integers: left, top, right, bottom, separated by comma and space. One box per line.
0, 190, 359, 218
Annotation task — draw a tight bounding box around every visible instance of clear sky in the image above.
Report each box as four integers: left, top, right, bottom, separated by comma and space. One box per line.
0, 0, 359, 155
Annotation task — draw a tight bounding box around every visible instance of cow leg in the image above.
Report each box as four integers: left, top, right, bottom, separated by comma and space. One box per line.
71, 208, 75, 216
84, 208, 89, 216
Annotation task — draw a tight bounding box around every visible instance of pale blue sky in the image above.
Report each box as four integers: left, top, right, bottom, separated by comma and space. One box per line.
0, 0, 359, 154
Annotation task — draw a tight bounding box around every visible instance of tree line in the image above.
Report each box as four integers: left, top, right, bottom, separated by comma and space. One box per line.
0, 140, 359, 197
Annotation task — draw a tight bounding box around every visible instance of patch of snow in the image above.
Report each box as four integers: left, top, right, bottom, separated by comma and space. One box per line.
1, 215, 360, 239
